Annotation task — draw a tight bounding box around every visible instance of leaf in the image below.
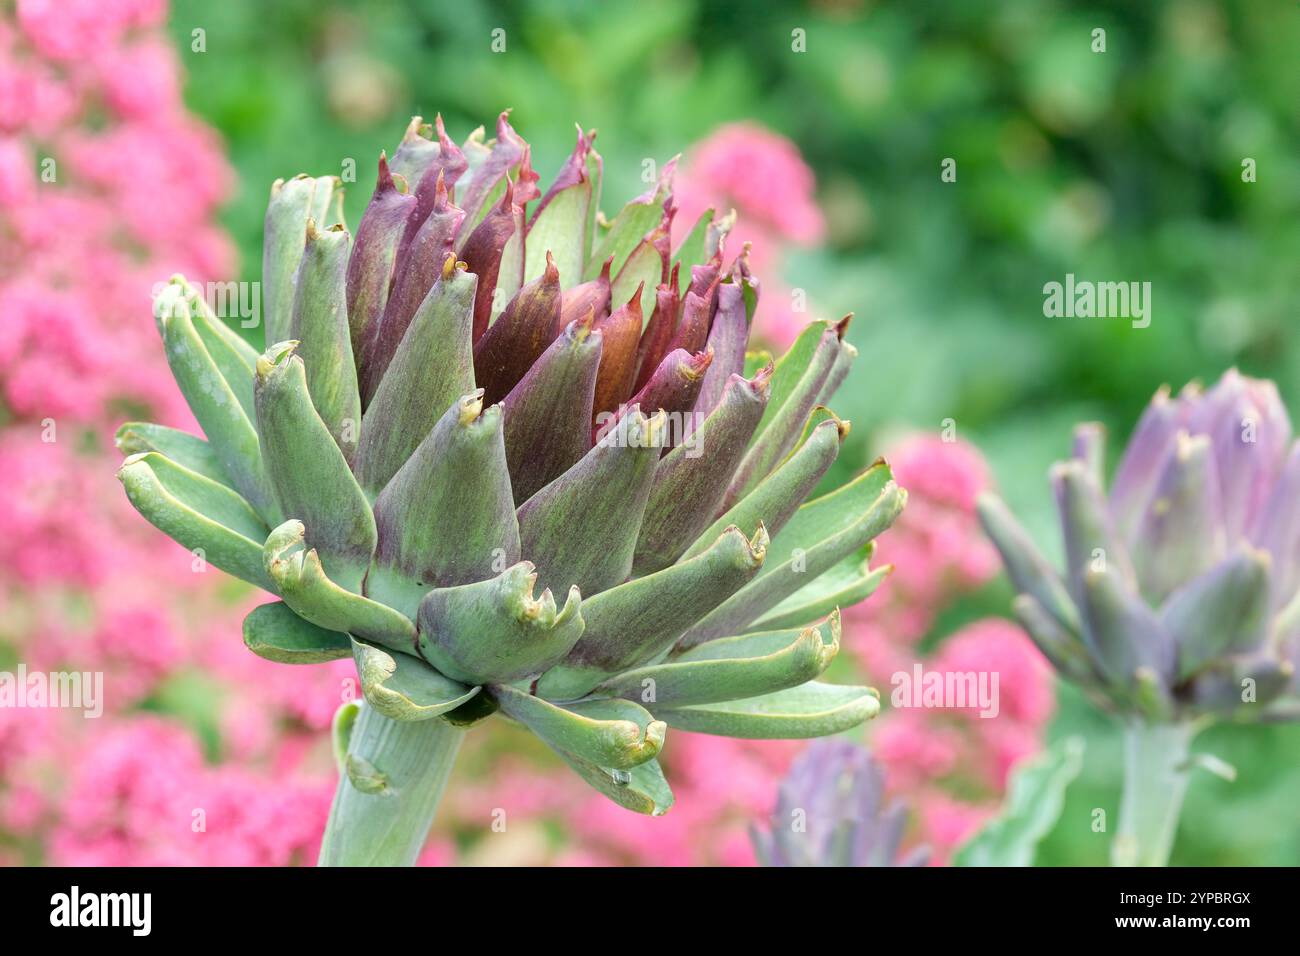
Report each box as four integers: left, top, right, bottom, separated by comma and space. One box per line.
525, 133, 593, 289
254, 343, 376, 591
670, 208, 714, 278
370, 391, 520, 618
727, 323, 842, 502
599, 612, 841, 707
115, 421, 231, 489
118, 452, 273, 591
416, 562, 584, 685
263, 174, 337, 345
977, 492, 1081, 634
650, 681, 879, 739
490, 684, 665, 770
680, 471, 905, 645
1160, 547, 1271, 681
536, 524, 768, 700
356, 261, 477, 496
263, 520, 416, 654
501, 315, 601, 504
242, 601, 351, 664
346, 154, 416, 361
290, 221, 361, 456
555, 752, 674, 816
632, 366, 771, 574
750, 545, 889, 631
351, 638, 480, 722
952, 737, 1086, 867
331, 699, 362, 772
586, 157, 675, 280
516, 409, 664, 597
153, 279, 279, 524
683, 417, 846, 562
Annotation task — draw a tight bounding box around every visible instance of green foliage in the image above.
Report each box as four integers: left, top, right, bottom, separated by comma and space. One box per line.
953, 736, 1085, 867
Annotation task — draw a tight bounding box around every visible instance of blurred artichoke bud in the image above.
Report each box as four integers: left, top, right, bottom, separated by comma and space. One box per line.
751, 740, 928, 867
980, 369, 1299, 722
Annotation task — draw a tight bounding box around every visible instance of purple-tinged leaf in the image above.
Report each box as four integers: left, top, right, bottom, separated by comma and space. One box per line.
517, 409, 665, 597
591, 286, 644, 420
346, 153, 416, 361
473, 250, 562, 405
632, 264, 680, 394
501, 316, 602, 505
361, 174, 464, 403
460, 178, 520, 344
355, 259, 477, 497
633, 366, 772, 575
557, 255, 612, 336
693, 279, 749, 422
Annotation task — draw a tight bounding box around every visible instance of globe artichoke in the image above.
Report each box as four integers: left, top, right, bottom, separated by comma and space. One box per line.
977, 369, 1299, 865
751, 740, 928, 867
116, 113, 905, 865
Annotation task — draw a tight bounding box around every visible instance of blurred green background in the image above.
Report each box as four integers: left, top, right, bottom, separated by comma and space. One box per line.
168, 0, 1300, 864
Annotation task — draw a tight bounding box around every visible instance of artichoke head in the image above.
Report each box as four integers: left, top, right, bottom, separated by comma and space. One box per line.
117, 114, 905, 814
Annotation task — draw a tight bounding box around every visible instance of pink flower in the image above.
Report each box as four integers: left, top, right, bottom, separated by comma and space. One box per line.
675, 123, 826, 347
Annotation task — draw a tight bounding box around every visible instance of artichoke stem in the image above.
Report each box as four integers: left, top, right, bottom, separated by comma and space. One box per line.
318, 701, 465, 866
1111, 720, 1197, 867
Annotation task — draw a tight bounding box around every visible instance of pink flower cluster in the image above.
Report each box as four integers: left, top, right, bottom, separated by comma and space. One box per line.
850, 434, 1001, 678
1, 1, 234, 427
846, 435, 1055, 860
674, 122, 826, 346
0, 0, 343, 867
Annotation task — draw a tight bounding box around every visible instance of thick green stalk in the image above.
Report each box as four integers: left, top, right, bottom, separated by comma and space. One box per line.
1111, 720, 1196, 867
318, 702, 464, 866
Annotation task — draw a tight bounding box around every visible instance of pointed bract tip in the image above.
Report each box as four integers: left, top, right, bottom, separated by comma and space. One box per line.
434, 113, 452, 147
627, 282, 646, 312
568, 308, 598, 343
750, 361, 776, 397
255, 340, 300, 380
402, 115, 427, 142
598, 255, 614, 282
834, 313, 854, 339
458, 389, 486, 426
442, 252, 458, 280
1174, 429, 1210, 461
748, 522, 770, 562
543, 249, 560, 283
683, 347, 714, 380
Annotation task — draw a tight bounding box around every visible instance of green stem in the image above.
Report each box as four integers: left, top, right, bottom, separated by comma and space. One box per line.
1111, 720, 1196, 867
318, 702, 464, 866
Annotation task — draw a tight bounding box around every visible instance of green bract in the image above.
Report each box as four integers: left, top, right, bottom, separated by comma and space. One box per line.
118, 113, 904, 819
